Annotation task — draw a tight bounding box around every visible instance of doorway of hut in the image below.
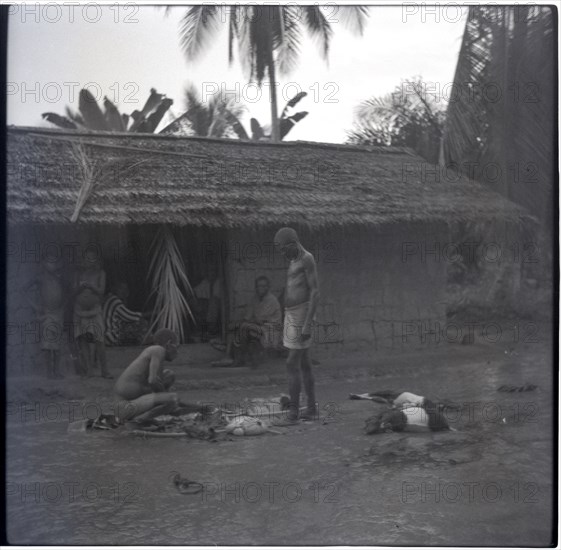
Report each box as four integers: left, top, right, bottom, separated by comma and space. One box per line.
97, 224, 228, 346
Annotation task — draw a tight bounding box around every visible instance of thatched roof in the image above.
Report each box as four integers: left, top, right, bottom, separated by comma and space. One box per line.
7, 126, 529, 228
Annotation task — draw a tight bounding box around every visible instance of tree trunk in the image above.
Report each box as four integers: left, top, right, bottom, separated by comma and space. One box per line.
265, 10, 280, 142
268, 61, 280, 142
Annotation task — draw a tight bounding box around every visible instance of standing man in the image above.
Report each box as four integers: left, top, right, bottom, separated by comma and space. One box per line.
274, 227, 320, 423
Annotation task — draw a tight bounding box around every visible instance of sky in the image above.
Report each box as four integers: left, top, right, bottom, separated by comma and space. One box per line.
7, 4, 468, 143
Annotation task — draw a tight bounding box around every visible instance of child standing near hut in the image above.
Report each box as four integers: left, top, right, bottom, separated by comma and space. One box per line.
73, 251, 112, 378
23, 256, 66, 379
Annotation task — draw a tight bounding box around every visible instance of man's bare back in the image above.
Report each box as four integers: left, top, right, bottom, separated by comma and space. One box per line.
114, 344, 174, 400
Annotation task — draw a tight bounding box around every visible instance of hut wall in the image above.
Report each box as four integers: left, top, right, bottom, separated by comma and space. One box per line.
225, 223, 448, 355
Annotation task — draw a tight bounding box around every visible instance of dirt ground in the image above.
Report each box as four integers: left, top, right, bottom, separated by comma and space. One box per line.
5, 329, 555, 546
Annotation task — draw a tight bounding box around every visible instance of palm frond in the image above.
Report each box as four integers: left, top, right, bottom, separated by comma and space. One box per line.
225, 111, 250, 140
281, 91, 307, 119
337, 6, 369, 35
280, 111, 308, 139
103, 96, 125, 131
179, 5, 221, 61
140, 88, 165, 118
69, 142, 102, 222
250, 118, 265, 140
143, 97, 174, 133
121, 113, 130, 130
41, 112, 78, 130
65, 106, 85, 126
78, 88, 107, 131
276, 6, 302, 74
146, 227, 195, 343
303, 6, 332, 59
228, 5, 239, 63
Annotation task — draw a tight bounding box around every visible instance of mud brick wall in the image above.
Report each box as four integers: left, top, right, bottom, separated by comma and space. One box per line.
225, 223, 448, 355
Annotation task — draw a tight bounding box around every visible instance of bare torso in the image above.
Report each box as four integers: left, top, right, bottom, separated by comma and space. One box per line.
114, 345, 164, 399
285, 250, 315, 308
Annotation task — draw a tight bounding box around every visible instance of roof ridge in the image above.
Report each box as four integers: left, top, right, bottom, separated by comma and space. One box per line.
7, 125, 418, 156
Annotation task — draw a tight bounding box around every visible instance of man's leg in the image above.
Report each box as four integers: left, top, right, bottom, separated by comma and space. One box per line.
300, 349, 317, 419
286, 349, 303, 420
233, 323, 249, 366
77, 337, 91, 377
96, 340, 113, 379
115, 392, 179, 423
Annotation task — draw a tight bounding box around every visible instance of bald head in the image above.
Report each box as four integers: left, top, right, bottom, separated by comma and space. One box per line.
274, 227, 299, 246
153, 328, 179, 346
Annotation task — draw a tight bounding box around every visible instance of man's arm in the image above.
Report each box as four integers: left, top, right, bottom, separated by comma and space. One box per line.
147, 347, 166, 392
302, 254, 320, 339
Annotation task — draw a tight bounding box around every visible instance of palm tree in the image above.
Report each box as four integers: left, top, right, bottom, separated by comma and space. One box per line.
175, 5, 368, 141
42, 88, 173, 133
441, 6, 554, 313
159, 83, 246, 138
347, 77, 445, 162
441, 6, 554, 225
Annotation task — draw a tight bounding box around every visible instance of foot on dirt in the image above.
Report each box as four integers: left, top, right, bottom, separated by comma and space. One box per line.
300, 409, 319, 421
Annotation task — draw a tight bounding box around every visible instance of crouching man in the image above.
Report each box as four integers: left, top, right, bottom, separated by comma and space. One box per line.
113, 328, 179, 424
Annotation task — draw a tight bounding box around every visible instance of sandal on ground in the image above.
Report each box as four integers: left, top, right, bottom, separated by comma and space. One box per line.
172, 472, 204, 495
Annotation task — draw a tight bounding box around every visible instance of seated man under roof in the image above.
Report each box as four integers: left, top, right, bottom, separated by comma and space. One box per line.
231, 275, 282, 368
